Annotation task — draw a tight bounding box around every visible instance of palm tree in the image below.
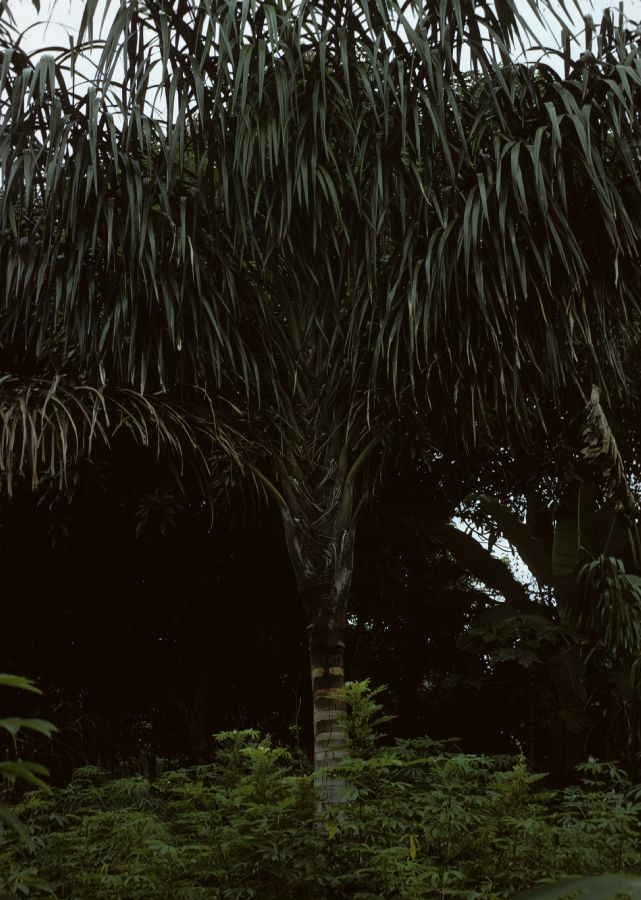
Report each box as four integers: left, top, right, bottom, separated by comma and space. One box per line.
3, 0, 641, 796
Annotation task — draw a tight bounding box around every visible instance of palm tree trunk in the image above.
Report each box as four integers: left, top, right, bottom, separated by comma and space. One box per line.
305, 593, 351, 804
309, 641, 348, 802
279, 483, 356, 807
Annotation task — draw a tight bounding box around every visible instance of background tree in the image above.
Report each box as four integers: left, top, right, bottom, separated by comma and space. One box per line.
3, 0, 641, 790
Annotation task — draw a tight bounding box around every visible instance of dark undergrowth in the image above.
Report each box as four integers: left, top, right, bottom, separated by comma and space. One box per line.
2, 684, 641, 899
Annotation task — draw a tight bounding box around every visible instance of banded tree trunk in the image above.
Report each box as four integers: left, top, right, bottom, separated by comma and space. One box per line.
302, 571, 353, 804
278, 468, 356, 806
252, 418, 386, 806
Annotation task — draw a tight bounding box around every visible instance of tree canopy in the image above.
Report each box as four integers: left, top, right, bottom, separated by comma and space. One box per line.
2, 0, 641, 470
3, 0, 641, 783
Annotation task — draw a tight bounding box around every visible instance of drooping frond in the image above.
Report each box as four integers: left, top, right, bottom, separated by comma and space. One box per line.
0, 375, 240, 494
2, 0, 641, 469
582, 385, 638, 515
572, 554, 641, 659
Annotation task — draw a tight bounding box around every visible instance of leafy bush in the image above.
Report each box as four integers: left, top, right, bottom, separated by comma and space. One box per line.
2, 684, 641, 899
0, 674, 56, 898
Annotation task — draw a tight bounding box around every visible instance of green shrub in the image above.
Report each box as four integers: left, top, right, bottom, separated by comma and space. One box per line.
0, 674, 56, 898
3, 683, 641, 899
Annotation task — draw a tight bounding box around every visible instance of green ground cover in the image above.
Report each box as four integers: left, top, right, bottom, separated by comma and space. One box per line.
3, 725, 641, 899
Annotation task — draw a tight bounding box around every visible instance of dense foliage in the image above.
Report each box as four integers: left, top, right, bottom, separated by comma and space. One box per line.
4, 0, 641, 784
3, 0, 641, 891
2, 687, 641, 899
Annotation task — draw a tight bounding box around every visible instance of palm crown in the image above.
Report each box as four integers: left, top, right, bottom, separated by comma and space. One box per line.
3, 0, 641, 452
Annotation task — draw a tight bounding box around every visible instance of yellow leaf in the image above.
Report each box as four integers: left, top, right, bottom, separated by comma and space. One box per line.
325, 820, 338, 840
408, 833, 419, 859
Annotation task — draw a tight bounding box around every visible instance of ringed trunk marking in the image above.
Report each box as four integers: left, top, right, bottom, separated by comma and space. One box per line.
310, 648, 348, 807
275, 455, 356, 807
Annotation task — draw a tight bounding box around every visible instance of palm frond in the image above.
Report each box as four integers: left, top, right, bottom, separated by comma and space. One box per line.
0, 375, 241, 494
572, 555, 641, 659
2, 0, 641, 472
582, 385, 638, 515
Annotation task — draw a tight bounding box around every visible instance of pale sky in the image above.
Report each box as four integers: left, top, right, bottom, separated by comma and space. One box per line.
7, 0, 641, 61
10, 0, 635, 129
